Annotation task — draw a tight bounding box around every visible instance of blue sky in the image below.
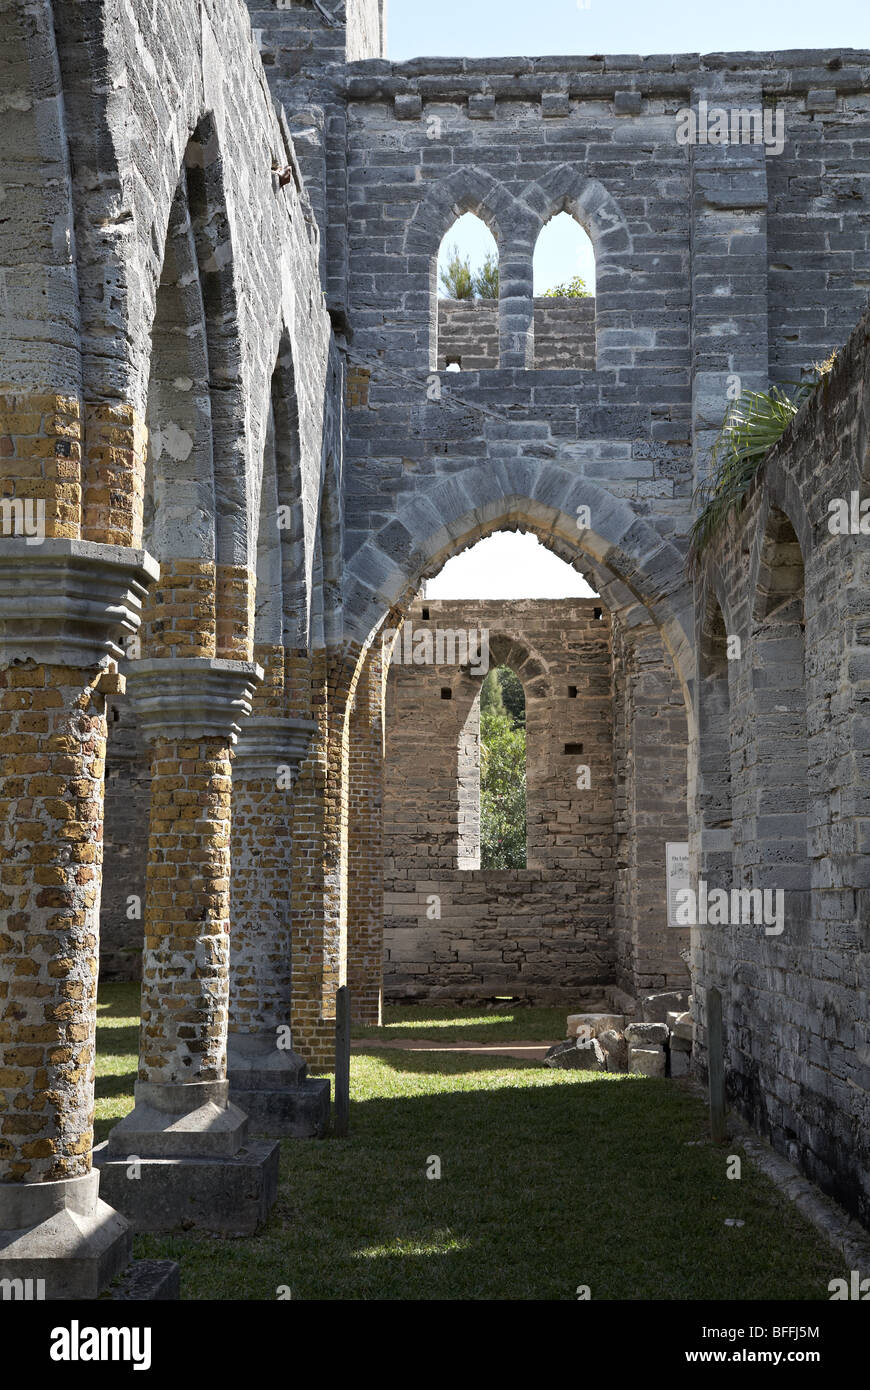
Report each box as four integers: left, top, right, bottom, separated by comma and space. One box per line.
400, 0, 868, 598
389, 0, 868, 63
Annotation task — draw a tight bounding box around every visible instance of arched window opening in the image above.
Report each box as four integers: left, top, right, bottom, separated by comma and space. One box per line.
533, 211, 596, 369
436, 212, 499, 371
480, 666, 526, 869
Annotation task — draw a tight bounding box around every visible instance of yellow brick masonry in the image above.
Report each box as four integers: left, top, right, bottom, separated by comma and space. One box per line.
0, 392, 82, 540
139, 735, 234, 1083
0, 663, 108, 1181
229, 644, 293, 1034
347, 642, 385, 1026
290, 642, 367, 1067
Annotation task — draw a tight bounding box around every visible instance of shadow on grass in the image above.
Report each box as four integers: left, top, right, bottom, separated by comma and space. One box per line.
349, 1045, 547, 1076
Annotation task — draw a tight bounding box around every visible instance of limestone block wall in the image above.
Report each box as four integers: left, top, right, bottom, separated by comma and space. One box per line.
383, 598, 616, 1002
612, 619, 691, 997
438, 298, 596, 371
694, 308, 870, 1227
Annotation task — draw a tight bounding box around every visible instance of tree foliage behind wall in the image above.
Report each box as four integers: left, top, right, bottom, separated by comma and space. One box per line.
480, 667, 526, 869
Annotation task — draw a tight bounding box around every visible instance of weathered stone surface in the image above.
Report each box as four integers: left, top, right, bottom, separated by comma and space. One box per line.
544, 1037, 605, 1070
94, 1140, 280, 1237
670, 1049, 691, 1078
598, 1028, 629, 1072
625, 1021, 669, 1046
629, 1046, 666, 1078
567, 1013, 626, 1038
642, 990, 690, 1024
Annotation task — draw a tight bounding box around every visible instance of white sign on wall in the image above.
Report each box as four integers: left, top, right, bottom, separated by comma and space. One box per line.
666, 842, 690, 927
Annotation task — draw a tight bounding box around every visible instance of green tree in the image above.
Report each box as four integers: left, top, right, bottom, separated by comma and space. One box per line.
439, 244, 474, 299
497, 666, 525, 728
473, 251, 499, 300
480, 666, 526, 869
540, 274, 591, 299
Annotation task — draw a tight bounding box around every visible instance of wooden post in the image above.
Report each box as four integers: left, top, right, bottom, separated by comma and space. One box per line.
334, 984, 351, 1137
707, 985, 726, 1143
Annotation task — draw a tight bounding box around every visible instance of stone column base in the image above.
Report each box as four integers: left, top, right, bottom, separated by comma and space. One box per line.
0, 1171, 178, 1301
93, 1143, 279, 1237
227, 1032, 330, 1138
95, 1080, 279, 1234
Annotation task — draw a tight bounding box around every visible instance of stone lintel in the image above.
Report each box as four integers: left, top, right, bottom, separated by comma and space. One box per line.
126, 658, 263, 744
0, 539, 159, 669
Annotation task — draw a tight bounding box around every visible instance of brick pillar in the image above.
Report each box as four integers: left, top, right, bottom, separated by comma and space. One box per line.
347, 642, 385, 1026
97, 657, 283, 1235
0, 538, 169, 1297
226, 665, 327, 1136
290, 647, 358, 1067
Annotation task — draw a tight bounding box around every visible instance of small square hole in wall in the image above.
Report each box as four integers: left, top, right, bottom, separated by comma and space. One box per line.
564, 741, 584, 754
441, 688, 452, 699
421, 606, 430, 620
594, 607, 603, 620
568, 685, 578, 698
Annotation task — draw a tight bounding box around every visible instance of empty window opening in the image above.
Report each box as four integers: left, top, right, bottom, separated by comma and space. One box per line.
440, 687, 452, 700
533, 211, 596, 369
437, 212, 499, 371
568, 685, 578, 698
480, 665, 526, 869
564, 741, 584, 755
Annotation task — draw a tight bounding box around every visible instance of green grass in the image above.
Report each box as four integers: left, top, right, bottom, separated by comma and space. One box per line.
95, 985, 847, 1301
352, 1002, 569, 1043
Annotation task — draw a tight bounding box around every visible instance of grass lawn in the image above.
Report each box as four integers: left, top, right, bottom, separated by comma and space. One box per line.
96, 985, 847, 1300
352, 1001, 570, 1043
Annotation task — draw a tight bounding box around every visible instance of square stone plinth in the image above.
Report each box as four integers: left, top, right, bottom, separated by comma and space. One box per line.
229, 1079, 330, 1138
93, 1140, 279, 1236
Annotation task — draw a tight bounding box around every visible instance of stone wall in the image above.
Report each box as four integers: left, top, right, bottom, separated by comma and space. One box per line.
438, 297, 596, 370
694, 307, 870, 1227
383, 598, 617, 1002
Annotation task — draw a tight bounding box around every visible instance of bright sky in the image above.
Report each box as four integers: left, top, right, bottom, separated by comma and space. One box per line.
396, 0, 869, 600
389, 0, 868, 62
427, 533, 597, 599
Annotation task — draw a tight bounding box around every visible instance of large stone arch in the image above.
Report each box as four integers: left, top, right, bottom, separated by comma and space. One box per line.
343, 461, 695, 702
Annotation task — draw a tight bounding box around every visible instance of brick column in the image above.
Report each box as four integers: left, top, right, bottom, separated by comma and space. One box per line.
347, 642, 385, 1026
0, 540, 176, 1298
290, 647, 358, 1067
227, 704, 329, 1137
96, 657, 283, 1235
